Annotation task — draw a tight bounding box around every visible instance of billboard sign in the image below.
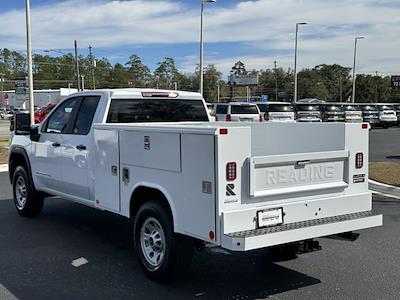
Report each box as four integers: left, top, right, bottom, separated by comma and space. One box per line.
391, 75, 400, 88
228, 74, 259, 86
15, 79, 27, 102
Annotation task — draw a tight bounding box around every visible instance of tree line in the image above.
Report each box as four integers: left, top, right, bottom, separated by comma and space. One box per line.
0, 48, 399, 103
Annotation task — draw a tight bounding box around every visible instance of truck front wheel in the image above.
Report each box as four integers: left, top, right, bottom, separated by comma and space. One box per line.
133, 201, 193, 281
12, 166, 44, 217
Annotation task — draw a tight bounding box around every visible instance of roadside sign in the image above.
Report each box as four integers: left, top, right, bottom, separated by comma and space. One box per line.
228, 74, 259, 86
15, 79, 27, 102
391, 76, 400, 88
261, 95, 269, 102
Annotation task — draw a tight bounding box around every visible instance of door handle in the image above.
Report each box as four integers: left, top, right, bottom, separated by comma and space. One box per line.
52, 142, 60, 147
76, 144, 87, 151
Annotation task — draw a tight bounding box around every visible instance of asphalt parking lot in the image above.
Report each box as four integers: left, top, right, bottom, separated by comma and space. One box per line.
0, 172, 399, 300
0, 125, 399, 299
370, 126, 400, 162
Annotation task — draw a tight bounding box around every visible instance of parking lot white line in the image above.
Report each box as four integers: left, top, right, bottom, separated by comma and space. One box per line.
71, 257, 89, 267
0, 164, 8, 173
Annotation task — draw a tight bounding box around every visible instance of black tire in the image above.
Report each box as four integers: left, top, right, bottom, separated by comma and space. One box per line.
12, 166, 44, 217
133, 200, 193, 282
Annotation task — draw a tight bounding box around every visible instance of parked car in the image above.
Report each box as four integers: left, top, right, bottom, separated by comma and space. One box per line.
1, 108, 14, 120
294, 104, 322, 122
35, 103, 56, 123
265, 102, 296, 122
321, 104, 345, 122
255, 103, 268, 121
343, 105, 363, 122
393, 104, 400, 126
360, 104, 380, 127
214, 102, 262, 122
377, 104, 397, 128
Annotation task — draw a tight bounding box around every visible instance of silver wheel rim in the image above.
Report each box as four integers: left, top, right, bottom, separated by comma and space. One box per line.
15, 175, 27, 209
140, 217, 166, 268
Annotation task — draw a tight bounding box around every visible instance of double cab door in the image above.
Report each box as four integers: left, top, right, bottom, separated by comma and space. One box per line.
31, 96, 100, 201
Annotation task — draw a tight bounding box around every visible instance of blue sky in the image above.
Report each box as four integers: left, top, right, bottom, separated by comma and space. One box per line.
0, 0, 399, 77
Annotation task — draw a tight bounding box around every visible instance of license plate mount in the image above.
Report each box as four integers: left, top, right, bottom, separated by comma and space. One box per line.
257, 208, 284, 228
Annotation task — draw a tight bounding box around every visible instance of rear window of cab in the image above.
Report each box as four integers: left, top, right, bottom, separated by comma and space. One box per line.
106, 99, 209, 123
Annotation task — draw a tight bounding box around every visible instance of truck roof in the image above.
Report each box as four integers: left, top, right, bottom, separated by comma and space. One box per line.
69, 88, 203, 100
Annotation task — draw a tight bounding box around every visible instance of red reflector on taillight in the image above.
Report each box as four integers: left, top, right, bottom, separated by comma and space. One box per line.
362, 123, 368, 129
219, 128, 228, 135
209, 230, 215, 240
226, 162, 237, 181
355, 153, 363, 169
226, 114, 231, 121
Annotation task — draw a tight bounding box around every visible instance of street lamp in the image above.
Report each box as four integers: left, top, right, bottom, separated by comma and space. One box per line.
199, 0, 216, 96
293, 22, 307, 103
25, 0, 34, 125
352, 36, 365, 103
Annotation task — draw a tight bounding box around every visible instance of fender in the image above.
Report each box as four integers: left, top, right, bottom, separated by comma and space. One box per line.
8, 145, 35, 188
129, 182, 178, 231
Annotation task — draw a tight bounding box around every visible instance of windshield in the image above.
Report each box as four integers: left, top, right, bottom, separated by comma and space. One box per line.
268, 104, 294, 112
230, 105, 259, 114
107, 99, 209, 123
361, 105, 377, 111
378, 105, 395, 111
256, 104, 268, 112
295, 105, 320, 111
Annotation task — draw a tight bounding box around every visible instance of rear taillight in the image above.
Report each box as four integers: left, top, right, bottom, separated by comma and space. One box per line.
226, 162, 237, 181
226, 114, 231, 122
259, 114, 263, 122
355, 153, 363, 169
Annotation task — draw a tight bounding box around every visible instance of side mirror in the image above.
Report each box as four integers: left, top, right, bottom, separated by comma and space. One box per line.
15, 113, 31, 135
30, 126, 40, 142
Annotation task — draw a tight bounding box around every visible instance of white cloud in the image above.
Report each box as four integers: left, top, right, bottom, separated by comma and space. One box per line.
0, 0, 399, 75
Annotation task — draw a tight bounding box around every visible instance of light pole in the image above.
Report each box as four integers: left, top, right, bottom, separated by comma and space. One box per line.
25, 0, 35, 125
217, 84, 220, 102
352, 36, 365, 103
293, 22, 307, 103
199, 0, 216, 96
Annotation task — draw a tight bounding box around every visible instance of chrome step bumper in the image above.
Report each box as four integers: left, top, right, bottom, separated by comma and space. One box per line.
221, 211, 383, 251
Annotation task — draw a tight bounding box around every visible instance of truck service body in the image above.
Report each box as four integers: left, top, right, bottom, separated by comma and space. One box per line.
9, 89, 382, 280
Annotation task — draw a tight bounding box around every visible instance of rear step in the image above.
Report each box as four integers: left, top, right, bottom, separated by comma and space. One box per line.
222, 211, 382, 251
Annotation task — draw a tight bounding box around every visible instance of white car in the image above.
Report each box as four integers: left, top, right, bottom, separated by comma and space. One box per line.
214, 102, 262, 122
8, 89, 382, 281
264, 102, 296, 122
295, 104, 322, 122
343, 105, 363, 123
377, 104, 397, 128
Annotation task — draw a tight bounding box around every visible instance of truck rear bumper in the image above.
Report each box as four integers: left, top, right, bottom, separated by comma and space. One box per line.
221, 211, 382, 251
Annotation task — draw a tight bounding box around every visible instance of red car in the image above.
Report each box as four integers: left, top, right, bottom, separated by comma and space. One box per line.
34, 103, 56, 123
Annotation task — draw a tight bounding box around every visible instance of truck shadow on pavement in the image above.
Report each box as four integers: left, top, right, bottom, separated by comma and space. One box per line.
0, 197, 321, 300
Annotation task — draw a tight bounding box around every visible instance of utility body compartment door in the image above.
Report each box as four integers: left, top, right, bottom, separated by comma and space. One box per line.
93, 129, 120, 212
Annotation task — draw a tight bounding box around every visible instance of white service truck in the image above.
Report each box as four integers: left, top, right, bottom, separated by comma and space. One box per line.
9, 89, 382, 281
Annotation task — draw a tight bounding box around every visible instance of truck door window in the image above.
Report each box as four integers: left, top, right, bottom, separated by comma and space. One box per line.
73, 96, 100, 135
44, 97, 80, 133
106, 99, 209, 123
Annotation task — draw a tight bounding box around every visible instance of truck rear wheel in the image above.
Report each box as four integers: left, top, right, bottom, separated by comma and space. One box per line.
133, 201, 193, 282
12, 166, 44, 217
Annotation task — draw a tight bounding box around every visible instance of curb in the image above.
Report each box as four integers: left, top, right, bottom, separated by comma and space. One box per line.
0, 164, 8, 173
369, 179, 400, 200
369, 179, 400, 191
